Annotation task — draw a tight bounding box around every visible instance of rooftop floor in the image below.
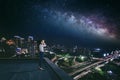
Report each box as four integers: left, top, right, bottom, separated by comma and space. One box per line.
0, 59, 73, 80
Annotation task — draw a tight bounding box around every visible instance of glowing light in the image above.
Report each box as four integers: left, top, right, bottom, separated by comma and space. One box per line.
95, 67, 104, 75
107, 53, 109, 56
107, 70, 113, 74
95, 48, 101, 51
103, 53, 106, 57
79, 56, 85, 61
81, 56, 84, 60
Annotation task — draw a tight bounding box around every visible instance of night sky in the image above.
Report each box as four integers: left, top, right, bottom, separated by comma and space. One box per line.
0, 0, 120, 48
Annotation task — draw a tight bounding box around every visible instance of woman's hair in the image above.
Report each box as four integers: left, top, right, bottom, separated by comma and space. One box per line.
41, 40, 45, 44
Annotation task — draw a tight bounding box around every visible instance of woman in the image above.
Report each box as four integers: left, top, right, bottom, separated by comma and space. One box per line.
38, 40, 46, 70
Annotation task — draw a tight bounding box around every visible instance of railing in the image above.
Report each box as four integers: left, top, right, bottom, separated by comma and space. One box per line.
44, 57, 74, 80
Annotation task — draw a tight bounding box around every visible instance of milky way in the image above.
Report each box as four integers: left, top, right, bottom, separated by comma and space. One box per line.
33, 6, 118, 42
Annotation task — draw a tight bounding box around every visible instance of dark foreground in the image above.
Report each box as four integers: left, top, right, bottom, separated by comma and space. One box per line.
0, 58, 73, 80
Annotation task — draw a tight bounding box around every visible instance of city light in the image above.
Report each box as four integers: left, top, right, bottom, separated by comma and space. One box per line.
103, 53, 106, 57
107, 70, 113, 74
95, 67, 104, 75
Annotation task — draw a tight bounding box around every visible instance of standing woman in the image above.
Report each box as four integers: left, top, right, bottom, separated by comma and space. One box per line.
38, 40, 46, 70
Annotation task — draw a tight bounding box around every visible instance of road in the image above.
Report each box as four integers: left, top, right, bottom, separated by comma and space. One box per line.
69, 53, 119, 80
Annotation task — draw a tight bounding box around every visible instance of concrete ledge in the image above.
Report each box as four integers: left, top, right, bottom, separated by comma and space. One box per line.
44, 57, 73, 80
